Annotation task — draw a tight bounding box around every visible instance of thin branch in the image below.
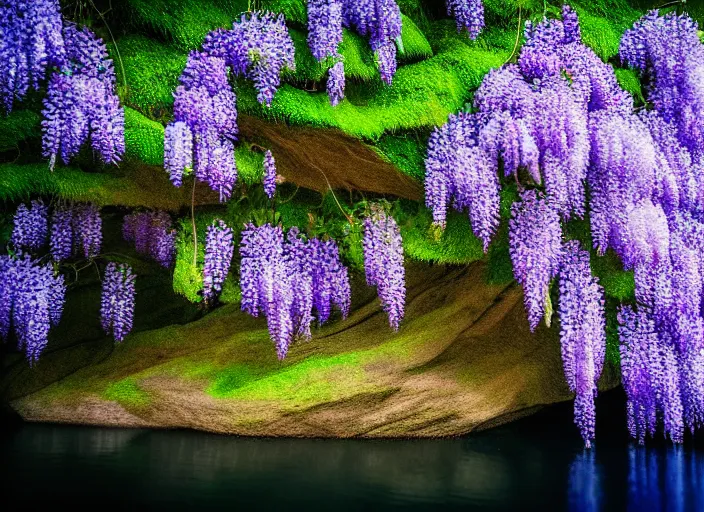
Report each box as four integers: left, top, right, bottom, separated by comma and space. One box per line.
503, 6, 522, 65
88, 0, 128, 90
191, 178, 198, 267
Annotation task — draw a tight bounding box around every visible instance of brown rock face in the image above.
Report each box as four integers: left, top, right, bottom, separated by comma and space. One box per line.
3, 262, 619, 437
240, 115, 423, 200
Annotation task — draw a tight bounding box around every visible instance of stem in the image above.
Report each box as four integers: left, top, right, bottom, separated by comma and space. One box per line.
88, 0, 128, 91
191, 178, 198, 268
503, 6, 522, 65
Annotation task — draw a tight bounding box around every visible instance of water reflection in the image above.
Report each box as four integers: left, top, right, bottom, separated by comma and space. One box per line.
568, 444, 704, 512
1, 415, 702, 509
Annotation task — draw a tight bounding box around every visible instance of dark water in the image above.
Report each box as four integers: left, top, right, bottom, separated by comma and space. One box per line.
1, 390, 702, 510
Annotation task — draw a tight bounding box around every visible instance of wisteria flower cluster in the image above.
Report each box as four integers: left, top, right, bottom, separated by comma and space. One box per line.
11, 201, 102, 261
123, 211, 176, 268
424, 5, 704, 446
202, 220, 235, 304
0, 0, 65, 112
446, 0, 485, 40
240, 224, 350, 359
11, 200, 48, 252
165, 12, 295, 201
41, 24, 124, 170
558, 241, 606, 447
363, 205, 406, 331
620, 10, 704, 157
263, 150, 277, 199
0, 254, 66, 365
100, 262, 136, 343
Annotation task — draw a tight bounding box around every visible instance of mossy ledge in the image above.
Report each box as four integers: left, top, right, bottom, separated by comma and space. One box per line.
3, 263, 619, 437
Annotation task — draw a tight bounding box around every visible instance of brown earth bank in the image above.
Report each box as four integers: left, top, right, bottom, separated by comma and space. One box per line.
0, 262, 620, 437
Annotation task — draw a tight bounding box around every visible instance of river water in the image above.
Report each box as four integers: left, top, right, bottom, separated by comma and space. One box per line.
0, 389, 702, 510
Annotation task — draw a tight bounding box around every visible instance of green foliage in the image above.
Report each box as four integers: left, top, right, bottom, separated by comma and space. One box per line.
615, 68, 644, 104
399, 14, 433, 61
124, 107, 165, 166
0, 110, 41, 151
111, 36, 187, 117
235, 144, 266, 185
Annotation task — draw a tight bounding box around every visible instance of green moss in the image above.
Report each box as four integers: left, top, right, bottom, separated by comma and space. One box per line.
0, 163, 178, 207
375, 133, 428, 181
592, 251, 635, 301
399, 14, 433, 61
215, 352, 376, 408
103, 377, 151, 409
207, 364, 259, 396
401, 207, 485, 265
173, 220, 205, 303
240, 26, 512, 140
124, 107, 165, 166
111, 36, 186, 116
235, 144, 265, 185
0, 110, 41, 151
121, 0, 248, 51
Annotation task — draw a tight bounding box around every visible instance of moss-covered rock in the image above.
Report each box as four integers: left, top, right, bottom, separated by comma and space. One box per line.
3, 262, 620, 437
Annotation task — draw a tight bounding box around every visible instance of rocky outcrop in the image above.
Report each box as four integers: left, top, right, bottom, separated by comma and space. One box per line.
1, 262, 619, 437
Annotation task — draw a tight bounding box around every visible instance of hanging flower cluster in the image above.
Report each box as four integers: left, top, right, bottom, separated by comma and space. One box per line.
263, 150, 277, 199
11, 201, 102, 261
620, 10, 704, 157
240, 224, 350, 359
11, 200, 48, 252
424, 6, 704, 446
202, 220, 234, 304
508, 190, 563, 332
100, 263, 136, 343
446, 0, 485, 40
165, 12, 295, 201
558, 241, 606, 448
0, 0, 65, 112
123, 211, 176, 268
363, 205, 406, 331
41, 23, 124, 170
0, 254, 66, 365
305, 0, 484, 105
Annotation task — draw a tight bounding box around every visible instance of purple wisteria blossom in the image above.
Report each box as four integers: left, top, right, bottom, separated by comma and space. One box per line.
164, 121, 193, 187
446, 0, 485, 40
203, 220, 234, 304
508, 190, 562, 332
101, 262, 136, 343
0, 254, 66, 365
73, 203, 102, 259
263, 150, 277, 199
558, 241, 606, 448
0, 0, 65, 112
50, 204, 74, 261
327, 60, 346, 106
123, 211, 176, 268
11, 200, 48, 252
307, 0, 344, 61
363, 205, 405, 331
240, 224, 351, 359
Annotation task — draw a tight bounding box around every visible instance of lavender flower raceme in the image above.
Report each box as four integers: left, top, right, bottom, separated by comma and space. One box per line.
1, 254, 66, 364
446, 0, 485, 40
50, 204, 74, 261
307, 0, 344, 61
203, 220, 234, 304
73, 203, 102, 259
101, 263, 136, 343
11, 200, 48, 252
164, 121, 193, 187
41, 25, 124, 170
263, 150, 277, 199
327, 60, 345, 106
509, 190, 563, 332
363, 205, 405, 331
558, 241, 606, 448
620, 11, 704, 157
123, 211, 176, 268
0, 0, 65, 112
